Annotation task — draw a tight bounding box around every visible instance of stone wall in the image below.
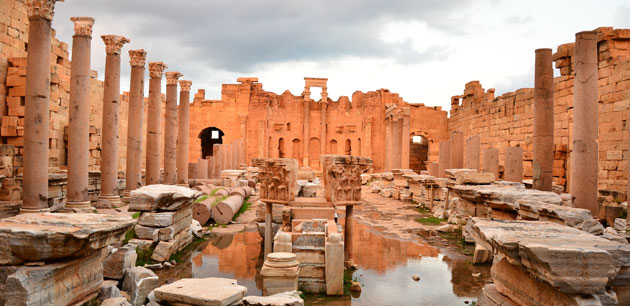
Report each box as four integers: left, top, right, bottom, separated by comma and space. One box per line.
447, 27, 630, 195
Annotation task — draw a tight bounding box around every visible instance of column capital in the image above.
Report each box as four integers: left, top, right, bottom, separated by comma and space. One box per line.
101, 35, 130, 55
27, 0, 63, 21
128, 49, 147, 67
179, 80, 192, 92
165, 71, 183, 85
148, 62, 168, 79
239, 114, 248, 123
70, 16, 94, 37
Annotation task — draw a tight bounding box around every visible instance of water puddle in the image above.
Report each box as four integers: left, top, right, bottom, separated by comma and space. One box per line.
159, 221, 491, 305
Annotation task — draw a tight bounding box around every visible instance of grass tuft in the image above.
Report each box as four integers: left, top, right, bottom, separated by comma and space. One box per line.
415, 216, 444, 225
131, 212, 141, 219
192, 195, 209, 204
232, 196, 252, 221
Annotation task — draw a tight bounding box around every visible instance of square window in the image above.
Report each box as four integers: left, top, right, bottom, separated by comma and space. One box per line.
211, 130, 219, 139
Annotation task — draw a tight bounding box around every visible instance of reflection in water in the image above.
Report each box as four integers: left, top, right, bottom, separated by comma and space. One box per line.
185, 222, 489, 305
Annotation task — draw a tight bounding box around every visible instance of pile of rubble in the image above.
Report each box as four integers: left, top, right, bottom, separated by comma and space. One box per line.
191, 185, 254, 225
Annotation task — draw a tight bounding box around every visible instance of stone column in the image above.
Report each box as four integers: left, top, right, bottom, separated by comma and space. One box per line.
146, 62, 167, 185
258, 121, 265, 158
365, 118, 372, 158
239, 114, 247, 164
213, 144, 221, 178
534, 48, 555, 191
176, 80, 191, 186
483, 148, 500, 179
66, 17, 94, 210
303, 100, 310, 167
97, 35, 130, 208
163, 71, 182, 185
226, 143, 233, 169
465, 135, 480, 170
320, 101, 327, 161
206, 155, 215, 179
124, 49, 147, 197
438, 141, 451, 178
344, 205, 355, 267
505, 147, 523, 183
197, 158, 208, 179
401, 114, 410, 169
22, 0, 63, 212
385, 120, 393, 171
427, 162, 439, 177
264, 202, 272, 259
571, 31, 599, 216
450, 132, 464, 169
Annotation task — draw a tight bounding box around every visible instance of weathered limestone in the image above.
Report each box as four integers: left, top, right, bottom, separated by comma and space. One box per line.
197, 158, 208, 180
259, 159, 298, 204
449, 132, 464, 169
102, 244, 137, 280
177, 80, 192, 186
504, 147, 523, 183
122, 266, 159, 306
146, 62, 168, 185
438, 141, 450, 178
0, 251, 103, 306
153, 278, 247, 306
129, 184, 199, 212
66, 17, 94, 210
571, 31, 599, 217
243, 291, 304, 306
517, 200, 604, 235
261, 252, 300, 296
124, 49, 147, 199
444, 169, 494, 185
427, 162, 439, 177
213, 144, 221, 178
22, 0, 64, 212
533, 48, 554, 192
163, 71, 182, 185
212, 195, 245, 225
206, 155, 215, 179
98, 35, 130, 208
464, 135, 480, 170
325, 232, 344, 295
482, 148, 499, 180
0, 213, 134, 264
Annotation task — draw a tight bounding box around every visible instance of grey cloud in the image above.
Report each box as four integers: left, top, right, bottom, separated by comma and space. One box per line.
490, 65, 534, 96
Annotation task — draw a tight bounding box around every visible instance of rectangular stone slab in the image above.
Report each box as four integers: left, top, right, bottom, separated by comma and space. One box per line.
470, 217, 630, 294
134, 211, 192, 241
0, 251, 103, 306
154, 277, 247, 306
138, 204, 192, 227
0, 213, 135, 265
129, 184, 199, 212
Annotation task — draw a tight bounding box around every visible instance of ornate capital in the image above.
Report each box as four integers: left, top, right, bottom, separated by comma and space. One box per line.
148, 62, 167, 79
179, 80, 192, 92
27, 0, 63, 21
101, 35, 130, 55
128, 49, 147, 67
70, 17, 94, 37
165, 72, 183, 85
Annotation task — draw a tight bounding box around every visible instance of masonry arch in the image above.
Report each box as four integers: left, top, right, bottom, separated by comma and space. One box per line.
328, 139, 338, 154
345, 139, 351, 155
292, 138, 302, 164
409, 131, 434, 173
278, 138, 286, 158
309, 137, 320, 168
198, 127, 224, 159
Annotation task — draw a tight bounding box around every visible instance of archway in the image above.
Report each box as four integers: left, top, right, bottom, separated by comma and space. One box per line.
292, 138, 302, 165
198, 127, 224, 159
410, 135, 429, 173
309, 137, 320, 168
345, 139, 351, 155
278, 138, 286, 158
328, 139, 337, 154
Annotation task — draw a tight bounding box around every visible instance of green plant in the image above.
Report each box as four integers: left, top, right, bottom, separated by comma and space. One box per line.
232, 196, 252, 220
209, 188, 220, 196
343, 269, 354, 295
192, 195, 209, 204
221, 224, 227, 228
415, 216, 444, 225
135, 245, 155, 266
414, 206, 430, 214
131, 212, 141, 219
122, 228, 135, 245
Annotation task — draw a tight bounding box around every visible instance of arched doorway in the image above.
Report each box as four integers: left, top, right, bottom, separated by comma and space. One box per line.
292, 139, 302, 165
278, 138, 286, 158
410, 134, 429, 173
328, 139, 337, 154
309, 137, 320, 168
198, 127, 224, 159
345, 139, 351, 155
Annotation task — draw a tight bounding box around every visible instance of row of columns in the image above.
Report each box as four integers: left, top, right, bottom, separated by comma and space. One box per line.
21, 0, 194, 211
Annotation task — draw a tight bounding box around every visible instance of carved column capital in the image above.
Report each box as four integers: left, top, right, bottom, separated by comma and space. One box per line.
128, 49, 147, 67
148, 62, 168, 79
70, 16, 94, 37
179, 80, 192, 92
101, 35, 130, 55
27, 0, 63, 21
165, 72, 183, 85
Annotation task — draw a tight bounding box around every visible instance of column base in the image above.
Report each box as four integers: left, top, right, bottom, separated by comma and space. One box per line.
64, 201, 93, 213
19, 207, 51, 214
121, 190, 131, 204
177, 183, 189, 188
97, 195, 123, 208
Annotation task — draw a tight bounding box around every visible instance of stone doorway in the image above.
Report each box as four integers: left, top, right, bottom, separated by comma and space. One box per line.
199, 127, 224, 159
410, 135, 429, 172
345, 139, 351, 155
278, 138, 286, 158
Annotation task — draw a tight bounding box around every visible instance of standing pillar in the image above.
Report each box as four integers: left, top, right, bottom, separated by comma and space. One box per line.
213, 144, 221, 178
206, 156, 215, 179
146, 62, 168, 185
533, 48, 555, 191
344, 205, 355, 267
22, 0, 63, 212
571, 31, 599, 216
124, 49, 147, 197
264, 202, 273, 259
483, 148, 500, 179
320, 101, 327, 161
239, 114, 247, 165
66, 16, 94, 210
465, 135, 480, 170
98, 35, 130, 207
303, 100, 310, 167
438, 141, 451, 178
450, 132, 464, 169
505, 147, 524, 183
364, 118, 372, 158
163, 71, 182, 185
176, 80, 192, 187
401, 113, 410, 169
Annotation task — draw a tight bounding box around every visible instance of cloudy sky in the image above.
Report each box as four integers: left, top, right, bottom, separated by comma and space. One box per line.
51, 1, 630, 112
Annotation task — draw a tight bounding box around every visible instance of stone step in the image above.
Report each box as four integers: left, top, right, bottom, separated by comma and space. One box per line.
291, 232, 325, 247
298, 263, 326, 278
298, 278, 326, 294
290, 198, 333, 208
290, 207, 335, 220
291, 219, 327, 232
293, 247, 325, 264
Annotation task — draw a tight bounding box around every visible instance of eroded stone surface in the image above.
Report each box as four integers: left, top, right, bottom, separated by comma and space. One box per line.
129, 184, 200, 212
243, 291, 304, 306
122, 266, 159, 306
154, 277, 247, 306
0, 213, 134, 265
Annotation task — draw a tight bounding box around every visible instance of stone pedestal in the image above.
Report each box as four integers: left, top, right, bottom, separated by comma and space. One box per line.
98, 35, 130, 208
533, 48, 554, 191
450, 132, 464, 169
163, 72, 182, 185
325, 232, 344, 295
124, 50, 147, 200
483, 148, 499, 180
438, 141, 451, 178
146, 62, 167, 185
176, 80, 192, 186
66, 17, 94, 210
197, 158, 208, 180
571, 31, 599, 216
261, 252, 300, 296
464, 135, 480, 171
22, 0, 63, 212
505, 147, 523, 183
273, 232, 292, 253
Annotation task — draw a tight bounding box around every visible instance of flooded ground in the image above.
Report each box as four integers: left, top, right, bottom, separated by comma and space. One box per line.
156, 189, 492, 305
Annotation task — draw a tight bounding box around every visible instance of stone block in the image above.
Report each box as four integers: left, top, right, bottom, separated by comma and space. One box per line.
243, 291, 304, 306
258, 158, 298, 203
102, 244, 137, 280
122, 266, 159, 306
134, 212, 192, 241
129, 184, 200, 212
151, 228, 192, 262
320, 155, 372, 205
261, 252, 300, 296
154, 277, 247, 306
325, 233, 344, 295
138, 205, 191, 227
